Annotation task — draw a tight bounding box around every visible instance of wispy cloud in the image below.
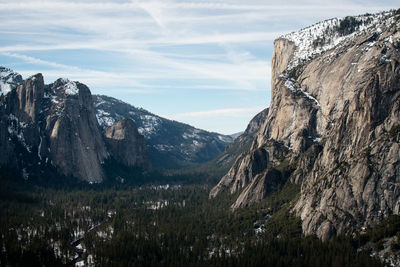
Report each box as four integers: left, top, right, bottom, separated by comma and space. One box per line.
1, 52, 81, 70
1, 52, 151, 88
1, 0, 398, 133
167, 106, 266, 119
2, 48, 270, 92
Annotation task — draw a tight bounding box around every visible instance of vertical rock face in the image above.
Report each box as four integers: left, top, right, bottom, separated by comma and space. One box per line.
211, 10, 400, 240
17, 74, 44, 122
0, 70, 150, 183
44, 79, 109, 182
0, 68, 23, 165
104, 118, 150, 169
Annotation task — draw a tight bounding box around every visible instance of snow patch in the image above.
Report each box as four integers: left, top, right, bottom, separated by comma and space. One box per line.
96, 109, 115, 128
146, 200, 169, 210
283, 76, 320, 106
138, 115, 161, 137
7, 114, 32, 152
51, 95, 59, 104
255, 225, 265, 235
75, 260, 85, 267
384, 35, 393, 44
63, 80, 79, 95
284, 78, 297, 93
0, 68, 21, 96
302, 91, 321, 107
38, 135, 43, 160
94, 98, 106, 107
154, 144, 174, 152
182, 130, 200, 140
97, 226, 114, 239
192, 140, 201, 147
0, 81, 12, 96
96, 109, 110, 116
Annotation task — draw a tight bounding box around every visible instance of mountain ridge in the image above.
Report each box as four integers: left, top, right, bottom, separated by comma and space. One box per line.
93, 94, 233, 170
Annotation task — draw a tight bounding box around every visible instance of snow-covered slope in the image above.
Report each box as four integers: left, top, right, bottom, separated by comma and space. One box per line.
0, 67, 23, 96
282, 11, 395, 71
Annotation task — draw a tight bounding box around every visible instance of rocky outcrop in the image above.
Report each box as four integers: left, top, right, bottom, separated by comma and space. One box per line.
0, 69, 151, 183
211, 10, 400, 240
104, 118, 150, 169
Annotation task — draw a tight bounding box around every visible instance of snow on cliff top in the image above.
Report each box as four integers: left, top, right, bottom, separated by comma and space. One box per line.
281, 11, 396, 70
0, 67, 22, 96
60, 78, 79, 95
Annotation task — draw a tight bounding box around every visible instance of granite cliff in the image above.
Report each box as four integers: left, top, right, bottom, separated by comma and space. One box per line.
104, 118, 150, 169
211, 10, 400, 240
0, 69, 149, 182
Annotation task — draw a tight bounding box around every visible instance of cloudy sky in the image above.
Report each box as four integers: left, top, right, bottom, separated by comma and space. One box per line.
1, 0, 398, 134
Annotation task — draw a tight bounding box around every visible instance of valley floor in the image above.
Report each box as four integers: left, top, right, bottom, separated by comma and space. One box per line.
0, 172, 398, 266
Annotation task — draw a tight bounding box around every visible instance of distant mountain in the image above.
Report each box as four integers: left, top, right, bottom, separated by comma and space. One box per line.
93, 95, 233, 169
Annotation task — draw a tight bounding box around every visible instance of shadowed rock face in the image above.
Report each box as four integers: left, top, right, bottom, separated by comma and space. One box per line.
211, 11, 400, 240
104, 118, 150, 169
0, 70, 150, 183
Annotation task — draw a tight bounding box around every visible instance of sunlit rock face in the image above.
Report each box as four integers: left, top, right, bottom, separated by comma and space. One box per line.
211, 10, 400, 240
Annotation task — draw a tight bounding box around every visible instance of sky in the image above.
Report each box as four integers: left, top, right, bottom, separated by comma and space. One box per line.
0, 0, 398, 134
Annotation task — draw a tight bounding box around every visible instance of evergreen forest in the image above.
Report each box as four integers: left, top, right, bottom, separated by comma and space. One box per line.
1, 166, 397, 266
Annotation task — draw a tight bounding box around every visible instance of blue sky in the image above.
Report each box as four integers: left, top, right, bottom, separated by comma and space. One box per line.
1, 0, 398, 134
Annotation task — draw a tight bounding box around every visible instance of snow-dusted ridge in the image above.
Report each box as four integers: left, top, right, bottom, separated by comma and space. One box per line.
0, 67, 22, 96
63, 80, 79, 95
54, 78, 80, 96
281, 10, 396, 71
